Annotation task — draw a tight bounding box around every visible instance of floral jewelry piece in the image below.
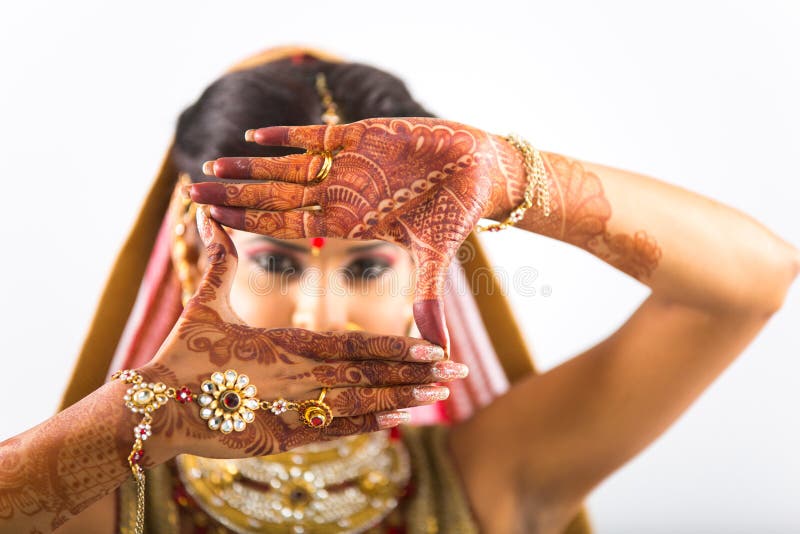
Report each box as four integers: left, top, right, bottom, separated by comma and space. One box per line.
476, 133, 552, 232
197, 369, 259, 434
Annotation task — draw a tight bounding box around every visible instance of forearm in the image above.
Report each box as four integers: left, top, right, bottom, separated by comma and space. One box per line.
486, 140, 800, 313
0, 379, 170, 532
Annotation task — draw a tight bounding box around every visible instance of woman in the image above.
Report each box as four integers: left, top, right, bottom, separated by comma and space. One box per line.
2, 46, 798, 534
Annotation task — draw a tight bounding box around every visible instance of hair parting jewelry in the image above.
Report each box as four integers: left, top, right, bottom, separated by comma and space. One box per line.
301, 72, 339, 186
173, 173, 198, 305
111, 368, 334, 534
475, 133, 552, 232
315, 71, 341, 126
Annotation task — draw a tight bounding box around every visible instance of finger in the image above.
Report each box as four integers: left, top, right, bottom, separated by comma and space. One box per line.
326, 385, 450, 417
410, 248, 451, 352
192, 206, 238, 309
307, 360, 468, 388
189, 181, 315, 211
321, 411, 411, 437
201, 153, 329, 184
245, 124, 346, 152
210, 205, 324, 239
413, 299, 450, 356
268, 330, 446, 362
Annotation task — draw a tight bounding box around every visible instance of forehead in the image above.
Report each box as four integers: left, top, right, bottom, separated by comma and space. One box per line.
229, 230, 400, 255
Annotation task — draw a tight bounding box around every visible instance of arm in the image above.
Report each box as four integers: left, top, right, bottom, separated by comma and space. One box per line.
190, 120, 798, 529
452, 146, 800, 531
0, 379, 172, 533
484, 144, 800, 312
3, 208, 457, 533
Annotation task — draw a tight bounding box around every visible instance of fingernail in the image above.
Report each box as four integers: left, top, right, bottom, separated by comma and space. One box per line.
408, 344, 445, 361
190, 181, 226, 205
376, 411, 411, 429
431, 361, 469, 381
202, 160, 216, 176
413, 299, 449, 350
413, 386, 450, 403
244, 129, 256, 142
180, 184, 191, 200
196, 205, 213, 246
210, 206, 245, 229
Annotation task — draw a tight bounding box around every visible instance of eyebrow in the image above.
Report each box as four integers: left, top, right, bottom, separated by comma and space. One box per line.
244, 236, 391, 255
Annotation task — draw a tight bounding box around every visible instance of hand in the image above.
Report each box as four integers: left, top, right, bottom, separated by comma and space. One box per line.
191, 117, 520, 351
136, 207, 467, 463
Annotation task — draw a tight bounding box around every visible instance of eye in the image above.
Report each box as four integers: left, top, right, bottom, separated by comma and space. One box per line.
344, 257, 392, 281
251, 252, 301, 277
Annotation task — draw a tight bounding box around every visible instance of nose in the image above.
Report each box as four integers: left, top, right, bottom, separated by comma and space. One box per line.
290, 269, 349, 331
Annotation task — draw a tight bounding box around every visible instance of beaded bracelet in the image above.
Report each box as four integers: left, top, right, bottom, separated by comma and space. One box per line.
111, 368, 332, 534
475, 133, 552, 232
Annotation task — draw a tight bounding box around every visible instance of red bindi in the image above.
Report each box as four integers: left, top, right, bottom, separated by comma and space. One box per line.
310, 237, 325, 256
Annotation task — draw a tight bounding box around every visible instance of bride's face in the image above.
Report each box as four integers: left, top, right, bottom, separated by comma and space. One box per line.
225, 229, 416, 334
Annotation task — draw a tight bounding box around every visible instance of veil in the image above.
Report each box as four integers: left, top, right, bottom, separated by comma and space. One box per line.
57, 45, 593, 534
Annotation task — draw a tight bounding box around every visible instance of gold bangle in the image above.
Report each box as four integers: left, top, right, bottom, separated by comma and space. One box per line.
475, 133, 551, 233
112, 369, 193, 534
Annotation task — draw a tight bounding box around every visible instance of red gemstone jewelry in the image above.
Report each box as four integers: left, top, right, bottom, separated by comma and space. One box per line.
197, 369, 260, 434
298, 388, 333, 428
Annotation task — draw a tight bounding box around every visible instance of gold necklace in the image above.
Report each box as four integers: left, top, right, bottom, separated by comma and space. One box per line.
175, 431, 410, 533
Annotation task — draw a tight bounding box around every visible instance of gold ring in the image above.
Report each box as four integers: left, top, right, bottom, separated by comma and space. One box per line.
298, 387, 333, 428
260, 388, 333, 429
313, 150, 332, 182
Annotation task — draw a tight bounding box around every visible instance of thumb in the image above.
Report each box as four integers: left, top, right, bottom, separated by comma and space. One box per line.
411, 249, 450, 354
191, 205, 238, 310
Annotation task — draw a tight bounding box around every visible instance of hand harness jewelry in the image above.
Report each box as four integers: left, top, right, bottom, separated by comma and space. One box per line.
475, 132, 552, 232
111, 368, 334, 534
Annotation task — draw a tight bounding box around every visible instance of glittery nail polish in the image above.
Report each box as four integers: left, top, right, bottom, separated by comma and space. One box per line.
413, 386, 450, 402
431, 361, 469, 381
376, 411, 411, 429
408, 344, 445, 361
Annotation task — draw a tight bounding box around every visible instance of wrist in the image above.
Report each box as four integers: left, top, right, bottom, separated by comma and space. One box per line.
483, 133, 527, 221
105, 369, 178, 468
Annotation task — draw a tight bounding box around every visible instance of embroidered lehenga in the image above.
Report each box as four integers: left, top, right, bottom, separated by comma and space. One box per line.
58, 46, 593, 534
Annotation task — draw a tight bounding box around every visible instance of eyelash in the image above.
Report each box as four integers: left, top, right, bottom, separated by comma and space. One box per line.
248, 252, 393, 281
250, 252, 301, 277
344, 257, 393, 281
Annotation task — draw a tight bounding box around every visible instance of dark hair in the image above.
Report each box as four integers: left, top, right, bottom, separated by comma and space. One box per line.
172, 56, 435, 182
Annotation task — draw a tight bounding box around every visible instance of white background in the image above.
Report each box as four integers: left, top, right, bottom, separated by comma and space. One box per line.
1, 1, 798, 532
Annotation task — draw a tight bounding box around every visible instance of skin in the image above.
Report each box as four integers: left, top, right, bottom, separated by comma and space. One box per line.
0, 206, 467, 533
3, 116, 798, 533
201, 118, 506, 351
193, 117, 800, 532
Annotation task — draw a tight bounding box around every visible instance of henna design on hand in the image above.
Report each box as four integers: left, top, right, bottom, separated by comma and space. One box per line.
0, 382, 141, 531
198, 118, 512, 349
328, 385, 444, 416
309, 360, 433, 387
136, 194, 457, 462
178, 304, 292, 366
490, 150, 662, 280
